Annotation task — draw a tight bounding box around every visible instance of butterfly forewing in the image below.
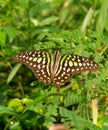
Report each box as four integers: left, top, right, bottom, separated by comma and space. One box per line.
13, 51, 51, 85
53, 54, 99, 87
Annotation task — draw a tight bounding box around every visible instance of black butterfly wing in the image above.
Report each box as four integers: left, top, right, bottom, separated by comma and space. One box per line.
13, 50, 52, 85
53, 54, 99, 87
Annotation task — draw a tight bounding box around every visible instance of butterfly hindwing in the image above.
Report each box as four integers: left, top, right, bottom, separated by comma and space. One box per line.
13, 50, 51, 85
53, 54, 99, 87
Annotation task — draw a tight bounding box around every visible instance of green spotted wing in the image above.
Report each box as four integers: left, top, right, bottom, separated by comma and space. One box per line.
13, 50, 99, 88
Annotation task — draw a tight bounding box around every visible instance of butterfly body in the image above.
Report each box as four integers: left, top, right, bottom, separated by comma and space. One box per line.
13, 50, 99, 88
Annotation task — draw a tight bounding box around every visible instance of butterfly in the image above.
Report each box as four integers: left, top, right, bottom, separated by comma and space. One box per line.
13, 50, 99, 90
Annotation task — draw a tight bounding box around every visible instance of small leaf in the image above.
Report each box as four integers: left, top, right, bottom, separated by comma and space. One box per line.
8, 99, 22, 108
3, 26, 17, 43
96, 0, 108, 35
39, 16, 59, 26
18, 0, 29, 9
7, 63, 22, 84
0, 106, 14, 115
0, 29, 6, 47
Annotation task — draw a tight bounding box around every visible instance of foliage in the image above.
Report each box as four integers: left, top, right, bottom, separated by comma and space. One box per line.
0, 0, 108, 130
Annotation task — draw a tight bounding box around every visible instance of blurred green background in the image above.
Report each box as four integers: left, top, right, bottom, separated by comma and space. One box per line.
0, 0, 108, 130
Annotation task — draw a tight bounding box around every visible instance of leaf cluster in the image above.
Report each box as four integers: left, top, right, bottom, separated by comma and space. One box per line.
0, 0, 108, 130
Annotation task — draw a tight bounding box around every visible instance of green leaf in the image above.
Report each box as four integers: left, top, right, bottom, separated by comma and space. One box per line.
18, 0, 29, 9
60, 108, 101, 130
39, 16, 59, 26
3, 26, 17, 43
96, 0, 108, 35
34, 94, 48, 103
0, 29, 6, 47
0, 106, 14, 115
81, 7, 94, 33
8, 99, 22, 108
7, 63, 22, 84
